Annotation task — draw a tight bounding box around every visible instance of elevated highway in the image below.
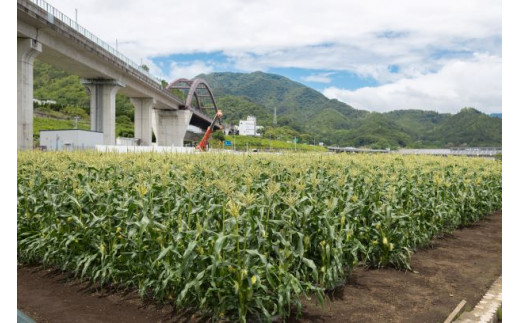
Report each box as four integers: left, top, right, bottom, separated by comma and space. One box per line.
17, 0, 215, 149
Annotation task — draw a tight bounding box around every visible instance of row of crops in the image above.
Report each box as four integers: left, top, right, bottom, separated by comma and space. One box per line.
17, 151, 501, 322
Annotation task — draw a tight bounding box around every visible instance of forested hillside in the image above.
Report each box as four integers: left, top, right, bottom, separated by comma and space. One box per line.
199, 71, 502, 148
32, 61, 502, 148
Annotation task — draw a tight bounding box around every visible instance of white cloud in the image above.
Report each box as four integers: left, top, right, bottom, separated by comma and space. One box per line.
49, 0, 501, 60
167, 61, 215, 82
45, 0, 502, 112
323, 54, 502, 114
302, 73, 334, 83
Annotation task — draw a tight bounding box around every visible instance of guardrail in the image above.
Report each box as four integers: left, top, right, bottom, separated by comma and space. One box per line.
397, 148, 501, 157
328, 147, 390, 153
327, 146, 502, 157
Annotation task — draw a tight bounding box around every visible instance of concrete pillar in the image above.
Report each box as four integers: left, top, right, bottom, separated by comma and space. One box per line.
81, 79, 125, 145
17, 38, 42, 150
130, 98, 155, 146
152, 110, 193, 146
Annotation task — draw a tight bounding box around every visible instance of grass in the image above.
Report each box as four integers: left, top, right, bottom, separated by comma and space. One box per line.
210, 134, 328, 152
34, 116, 90, 132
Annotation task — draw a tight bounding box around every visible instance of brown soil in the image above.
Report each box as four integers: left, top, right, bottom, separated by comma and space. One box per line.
18, 211, 502, 323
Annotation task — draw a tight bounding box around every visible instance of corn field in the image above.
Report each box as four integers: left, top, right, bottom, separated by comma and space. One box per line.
17, 151, 502, 322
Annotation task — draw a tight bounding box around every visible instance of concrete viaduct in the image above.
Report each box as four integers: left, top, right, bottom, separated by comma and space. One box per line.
17, 0, 215, 150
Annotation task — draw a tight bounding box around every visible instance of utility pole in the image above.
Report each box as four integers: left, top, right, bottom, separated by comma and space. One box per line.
74, 116, 79, 129
75, 9, 78, 24
273, 107, 277, 126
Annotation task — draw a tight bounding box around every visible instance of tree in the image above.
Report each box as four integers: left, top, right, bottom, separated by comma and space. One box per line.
213, 130, 225, 142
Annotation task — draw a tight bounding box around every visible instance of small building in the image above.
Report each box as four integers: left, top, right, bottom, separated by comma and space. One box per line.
33, 99, 57, 105
238, 116, 261, 136
39, 129, 103, 151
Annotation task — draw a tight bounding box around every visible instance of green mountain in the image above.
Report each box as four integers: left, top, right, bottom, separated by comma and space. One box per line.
198, 71, 366, 121
31, 61, 502, 149
198, 71, 501, 148
428, 108, 502, 147
216, 95, 272, 126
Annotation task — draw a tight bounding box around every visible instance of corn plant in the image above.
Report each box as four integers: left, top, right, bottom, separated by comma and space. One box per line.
17, 151, 502, 322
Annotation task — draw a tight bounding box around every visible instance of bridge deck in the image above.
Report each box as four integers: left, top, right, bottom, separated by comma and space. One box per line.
18, 0, 213, 128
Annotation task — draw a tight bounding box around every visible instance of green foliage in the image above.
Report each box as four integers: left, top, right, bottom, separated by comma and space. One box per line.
211, 134, 327, 151
116, 115, 134, 137
428, 108, 502, 147
198, 72, 502, 148
217, 95, 272, 126
34, 60, 136, 121
198, 71, 359, 119
212, 130, 226, 142
61, 106, 89, 120
33, 60, 90, 111
34, 106, 74, 120
116, 95, 135, 121
263, 126, 301, 142
116, 115, 132, 125
34, 116, 90, 133
18, 152, 502, 321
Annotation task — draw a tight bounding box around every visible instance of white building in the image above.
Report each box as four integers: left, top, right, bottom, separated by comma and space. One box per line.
33, 99, 57, 105
238, 116, 261, 136
39, 129, 103, 151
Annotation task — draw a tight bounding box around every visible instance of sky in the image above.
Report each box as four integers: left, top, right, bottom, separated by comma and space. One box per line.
44, 0, 502, 114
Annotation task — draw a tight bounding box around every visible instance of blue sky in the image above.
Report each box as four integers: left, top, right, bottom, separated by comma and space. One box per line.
153, 52, 379, 91
47, 0, 502, 114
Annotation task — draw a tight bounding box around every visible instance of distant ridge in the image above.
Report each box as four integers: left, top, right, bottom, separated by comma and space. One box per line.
197, 71, 502, 148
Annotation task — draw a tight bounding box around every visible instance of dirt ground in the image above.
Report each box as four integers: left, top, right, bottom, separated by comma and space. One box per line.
18, 211, 502, 323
